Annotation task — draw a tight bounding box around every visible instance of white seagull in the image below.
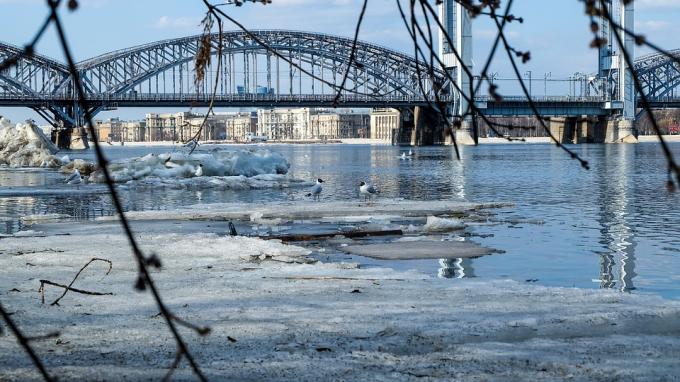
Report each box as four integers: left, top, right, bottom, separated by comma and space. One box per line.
194, 164, 204, 177
407, 148, 414, 156
307, 178, 324, 201
359, 181, 378, 201
65, 169, 81, 184
400, 152, 407, 160
65, 169, 83, 188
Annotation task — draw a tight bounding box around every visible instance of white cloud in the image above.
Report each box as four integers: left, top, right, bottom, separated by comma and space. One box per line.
151, 16, 201, 29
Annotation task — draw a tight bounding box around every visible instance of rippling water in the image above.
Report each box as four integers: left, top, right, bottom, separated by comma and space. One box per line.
2, 142, 680, 298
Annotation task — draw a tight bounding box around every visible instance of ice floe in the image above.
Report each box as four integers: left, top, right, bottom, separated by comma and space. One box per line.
99, 199, 509, 222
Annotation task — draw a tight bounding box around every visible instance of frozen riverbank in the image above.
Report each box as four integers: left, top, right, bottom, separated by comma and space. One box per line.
2, 200, 680, 380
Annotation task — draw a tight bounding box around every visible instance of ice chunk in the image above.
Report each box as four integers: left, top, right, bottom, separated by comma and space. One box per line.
60, 158, 97, 176
88, 148, 290, 183
0, 118, 60, 167
250, 211, 284, 226
423, 215, 466, 232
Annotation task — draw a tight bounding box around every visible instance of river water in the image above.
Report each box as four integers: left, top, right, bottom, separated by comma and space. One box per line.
2, 142, 680, 298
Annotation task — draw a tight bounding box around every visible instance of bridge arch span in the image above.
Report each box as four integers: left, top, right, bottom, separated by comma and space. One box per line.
635, 49, 680, 100
75, 30, 447, 101
0, 42, 70, 98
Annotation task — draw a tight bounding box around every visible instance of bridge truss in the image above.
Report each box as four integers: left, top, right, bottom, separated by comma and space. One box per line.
0, 30, 451, 128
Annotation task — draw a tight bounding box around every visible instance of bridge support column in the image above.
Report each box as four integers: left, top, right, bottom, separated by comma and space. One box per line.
52, 126, 89, 150
603, 118, 638, 143
574, 116, 605, 143
439, 0, 474, 147
549, 117, 578, 144
411, 106, 445, 146
453, 120, 476, 145
45, 104, 90, 150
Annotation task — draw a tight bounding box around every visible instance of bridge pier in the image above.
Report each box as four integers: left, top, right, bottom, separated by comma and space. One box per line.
410, 106, 445, 146
544, 116, 638, 144
453, 120, 476, 145
51, 127, 90, 150
604, 118, 638, 143
574, 117, 609, 144
548, 117, 577, 144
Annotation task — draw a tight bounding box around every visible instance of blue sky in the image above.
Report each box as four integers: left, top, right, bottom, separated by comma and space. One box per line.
1, 0, 679, 122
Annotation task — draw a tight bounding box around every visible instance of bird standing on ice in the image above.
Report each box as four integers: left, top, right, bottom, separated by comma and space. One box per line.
65, 169, 81, 184
194, 164, 204, 177
65, 169, 82, 188
359, 181, 378, 201
400, 152, 407, 160
307, 178, 324, 201
407, 148, 414, 156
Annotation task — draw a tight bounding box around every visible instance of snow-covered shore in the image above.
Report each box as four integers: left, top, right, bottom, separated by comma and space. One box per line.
2, 201, 680, 381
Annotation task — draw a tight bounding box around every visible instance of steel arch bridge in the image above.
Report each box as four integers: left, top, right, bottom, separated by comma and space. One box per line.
634, 49, 680, 102
2, 30, 680, 127
0, 30, 452, 128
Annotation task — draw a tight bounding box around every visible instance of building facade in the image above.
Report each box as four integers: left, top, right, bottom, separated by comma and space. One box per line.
224, 112, 257, 141
121, 120, 146, 142
94, 118, 123, 142
258, 108, 370, 141
312, 112, 370, 140
370, 108, 401, 142
145, 112, 193, 142
145, 112, 246, 142
257, 108, 313, 141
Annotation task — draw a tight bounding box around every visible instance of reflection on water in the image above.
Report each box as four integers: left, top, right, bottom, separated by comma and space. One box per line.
1, 142, 680, 298
438, 258, 476, 279
596, 145, 637, 292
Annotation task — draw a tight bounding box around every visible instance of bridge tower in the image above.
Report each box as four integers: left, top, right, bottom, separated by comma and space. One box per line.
438, 0, 474, 145
598, 0, 636, 142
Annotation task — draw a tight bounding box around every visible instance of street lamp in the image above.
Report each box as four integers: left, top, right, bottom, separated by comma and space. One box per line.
544, 72, 551, 96
490, 72, 499, 84
525, 70, 532, 98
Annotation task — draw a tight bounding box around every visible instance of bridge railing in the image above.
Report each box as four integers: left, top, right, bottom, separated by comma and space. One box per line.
0, 91, 455, 104
475, 95, 605, 103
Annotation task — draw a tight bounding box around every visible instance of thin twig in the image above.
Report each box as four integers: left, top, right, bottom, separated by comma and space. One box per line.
48, 257, 112, 306
39, 279, 113, 304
